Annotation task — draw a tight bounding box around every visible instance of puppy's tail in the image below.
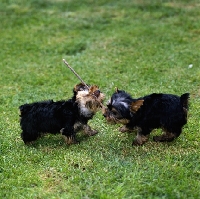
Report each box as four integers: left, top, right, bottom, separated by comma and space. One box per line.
180, 93, 190, 110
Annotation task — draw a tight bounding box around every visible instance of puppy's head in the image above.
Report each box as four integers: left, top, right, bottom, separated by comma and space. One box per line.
75, 83, 105, 117
103, 88, 133, 124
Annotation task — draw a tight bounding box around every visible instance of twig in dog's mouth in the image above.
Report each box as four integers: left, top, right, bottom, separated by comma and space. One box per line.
62, 59, 106, 109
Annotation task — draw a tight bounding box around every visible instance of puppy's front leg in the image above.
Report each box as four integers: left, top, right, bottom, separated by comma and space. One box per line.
60, 126, 79, 144
132, 128, 149, 146
83, 124, 98, 136
119, 125, 133, 133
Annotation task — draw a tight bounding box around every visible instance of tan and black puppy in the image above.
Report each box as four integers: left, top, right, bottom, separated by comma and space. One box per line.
19, 83, 105, 144
103, 89, 189, 145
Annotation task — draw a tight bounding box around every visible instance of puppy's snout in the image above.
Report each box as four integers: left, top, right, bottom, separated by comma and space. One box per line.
102, 108, 108, 117
94, 90, 100, 98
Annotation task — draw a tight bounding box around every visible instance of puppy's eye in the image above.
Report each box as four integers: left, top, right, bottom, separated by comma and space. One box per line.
112, 111, 118, 116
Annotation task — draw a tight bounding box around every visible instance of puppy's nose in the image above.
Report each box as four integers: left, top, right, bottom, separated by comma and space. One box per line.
94, 90, 100, 97
103, 113, 106, 117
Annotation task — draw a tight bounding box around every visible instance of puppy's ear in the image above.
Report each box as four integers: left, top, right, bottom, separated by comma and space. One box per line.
130, 100, 144, 113
115, 87, 119, 93
74, 83, 88, 92
89, 85, 99, 94
74, 83, 82, 92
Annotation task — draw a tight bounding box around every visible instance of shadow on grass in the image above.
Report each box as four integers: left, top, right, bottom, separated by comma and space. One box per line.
22, 132, 96, 149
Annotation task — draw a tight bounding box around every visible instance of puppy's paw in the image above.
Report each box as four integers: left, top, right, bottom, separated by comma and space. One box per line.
132, 134, 148, 146
132, 139, 143, 146
62, 135, 79, 145
153, 136, 161, 142
153, 133, 175, 142
60, 128, 65, 134
119, 126, 132, 133
85, 129, 98, 136
83, 125, 98, 136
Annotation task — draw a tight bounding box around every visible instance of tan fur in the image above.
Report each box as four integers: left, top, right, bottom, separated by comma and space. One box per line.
133, 132, 149, 145
130, 100, 144, 113
83, 125, 98, 136
119, 125, 133, 133
62, 135, 77, 144
74, 122, 98, 136
76, 85, 105, 117
89, 85, 99, 95
153, 131, 176, 142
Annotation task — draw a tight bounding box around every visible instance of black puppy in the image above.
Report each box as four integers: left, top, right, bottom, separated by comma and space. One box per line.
103, 89, 189, 145
19, 83, 105, 144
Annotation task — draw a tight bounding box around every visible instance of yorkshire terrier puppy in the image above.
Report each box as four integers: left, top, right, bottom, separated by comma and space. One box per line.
103, 89, 189, 145
19, 83, 105, 144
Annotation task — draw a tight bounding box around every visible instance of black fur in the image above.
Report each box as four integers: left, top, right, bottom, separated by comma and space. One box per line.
103, 90, 190, 145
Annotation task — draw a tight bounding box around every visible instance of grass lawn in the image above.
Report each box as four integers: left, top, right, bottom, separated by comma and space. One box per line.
0, 0, 200, 198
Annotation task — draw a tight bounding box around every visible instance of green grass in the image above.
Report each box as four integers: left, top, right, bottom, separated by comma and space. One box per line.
0, 0, 200, 198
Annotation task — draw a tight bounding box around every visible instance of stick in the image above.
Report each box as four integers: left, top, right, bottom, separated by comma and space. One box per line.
63, 59, 90, 90
62, 59, 106, 110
